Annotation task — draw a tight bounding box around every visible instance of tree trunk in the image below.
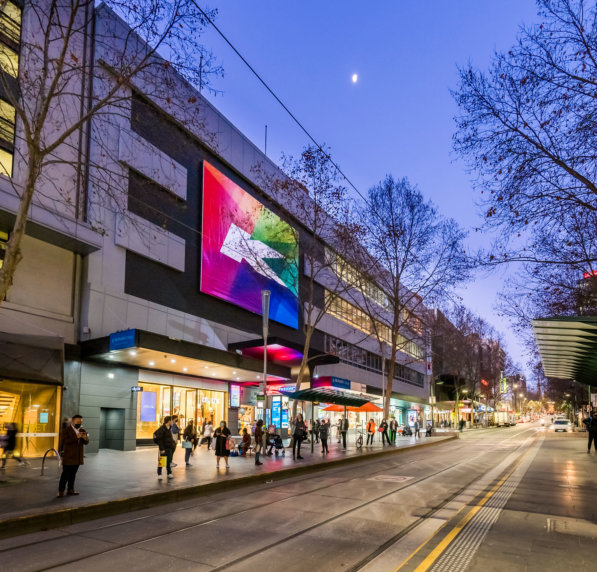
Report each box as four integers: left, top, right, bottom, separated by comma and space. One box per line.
385, 348, 397, 419
291, 326, 314, 420
0, 156, 42, 302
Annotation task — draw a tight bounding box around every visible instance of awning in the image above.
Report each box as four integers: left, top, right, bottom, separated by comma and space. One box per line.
532, 316, 597, 385
279, 387, 372, 407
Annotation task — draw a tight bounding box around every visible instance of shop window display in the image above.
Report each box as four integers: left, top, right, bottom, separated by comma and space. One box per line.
0, 378, 59, 457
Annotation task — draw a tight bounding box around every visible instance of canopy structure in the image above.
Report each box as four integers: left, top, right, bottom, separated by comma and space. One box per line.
323, 402, 383, 413
280, 387, 372, 407
532, 316, 597, 385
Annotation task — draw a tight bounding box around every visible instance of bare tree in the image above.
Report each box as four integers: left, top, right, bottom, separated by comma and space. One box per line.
0, 0, 222, 302
453, 0, 597, 268
358, 176, 469, 418
256, 145, 364, 410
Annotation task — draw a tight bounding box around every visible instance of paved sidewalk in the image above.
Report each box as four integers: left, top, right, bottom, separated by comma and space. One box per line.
0, 433, 455, 536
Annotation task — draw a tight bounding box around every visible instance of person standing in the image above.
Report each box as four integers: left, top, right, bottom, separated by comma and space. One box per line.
214, 421, 231, 469
182, 420, 196, 467
0, 423, 26, 469
414, 418, 420, 438
389, 418, 398, 444
459, 418, 465, 433
366, 418, 376, 446
293, 414, 307, 460
203, 420, 214, 450
240, 428, 251, 456
320, 419, 330, 454
313, 419, 321, 444
254, 419, 264, 465
380, 418, 389, 445
584, 409, 597, 453
155, 416, 176, 480
57, 414, 89, 496
340, 416, 349, 449
170, 415, 180, 467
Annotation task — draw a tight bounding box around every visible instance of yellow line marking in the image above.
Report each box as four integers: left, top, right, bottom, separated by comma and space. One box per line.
394, 464, 518, 572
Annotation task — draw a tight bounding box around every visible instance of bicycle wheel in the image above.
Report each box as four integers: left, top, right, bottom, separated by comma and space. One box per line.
356, 434, 363, 448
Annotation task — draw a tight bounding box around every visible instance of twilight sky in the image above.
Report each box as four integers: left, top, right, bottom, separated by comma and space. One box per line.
201, 1, 541, 376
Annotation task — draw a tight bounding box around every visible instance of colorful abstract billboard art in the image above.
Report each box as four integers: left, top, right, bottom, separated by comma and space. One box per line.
201, 161, 299, 328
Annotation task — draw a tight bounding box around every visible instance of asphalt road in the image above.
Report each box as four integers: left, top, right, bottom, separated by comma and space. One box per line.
1, 421, 595, 572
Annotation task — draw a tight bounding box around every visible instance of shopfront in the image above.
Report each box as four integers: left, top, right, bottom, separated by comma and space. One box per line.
0, 378, 61, 457
136, 377, 227, 442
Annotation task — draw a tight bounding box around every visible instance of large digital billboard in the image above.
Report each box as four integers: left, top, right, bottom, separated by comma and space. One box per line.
201, 161, 299, 328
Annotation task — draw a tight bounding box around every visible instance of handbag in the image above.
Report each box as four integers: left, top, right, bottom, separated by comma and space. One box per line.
225, 437, 232, 450
182, 440, 192, 449
158, 455, 167, 468
377, 427, 384, 432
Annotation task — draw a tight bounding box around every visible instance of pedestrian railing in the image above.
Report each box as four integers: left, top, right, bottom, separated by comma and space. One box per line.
41, 448, 61, 476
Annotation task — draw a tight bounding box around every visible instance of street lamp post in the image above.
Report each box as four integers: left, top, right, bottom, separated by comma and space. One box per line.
261, 290, 271, 426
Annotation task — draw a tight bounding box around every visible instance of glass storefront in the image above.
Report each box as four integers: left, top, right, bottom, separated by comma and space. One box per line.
136, 381, 227, 440
0, 378, 60, 457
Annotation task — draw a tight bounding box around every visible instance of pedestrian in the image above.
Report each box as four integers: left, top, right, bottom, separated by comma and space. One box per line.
380, 418, 389, 445
313, 419, 321, 444
203, 420, 214, 449
0, 423, 26, 469
459, 418, 465, 432
583, 409, 597, 453
320, 419, 330, 454
170, 415, 180, 466
254, 419, 264, 465
336, 418, 342, 443
240, 428, 251, 456
57, 414, 89, 496
414, 419, 420, 438
389, 418, 398, 444
214, 420, 231, 469
366, 418, 376, 446
155, 416, 176, 480
293, 414, 307, 460
182, 420, 196, 467
340, 415, 349, 449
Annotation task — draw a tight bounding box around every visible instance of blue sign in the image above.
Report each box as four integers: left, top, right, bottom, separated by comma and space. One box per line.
140, 391, 157, 422
331, 376, 351, 390
281, 409, 289, 429
39, 412, 49, 424
272, 396, 281, 428
230, 385, 240, 407
109, 329, 136, 351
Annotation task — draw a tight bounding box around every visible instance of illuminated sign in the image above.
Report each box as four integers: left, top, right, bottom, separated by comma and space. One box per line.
584, 270, 597, 279
201, 161, 299, 328
312, 376, 351, 390
230, 385, 240, 407
140, 391, 157, 422
272, 396, 281, 427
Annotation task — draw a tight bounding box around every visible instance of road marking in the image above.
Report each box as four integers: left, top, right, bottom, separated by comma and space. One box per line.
368, 475, 414, 483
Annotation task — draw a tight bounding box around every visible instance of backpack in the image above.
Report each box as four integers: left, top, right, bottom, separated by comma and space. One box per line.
152, 427, 160, 445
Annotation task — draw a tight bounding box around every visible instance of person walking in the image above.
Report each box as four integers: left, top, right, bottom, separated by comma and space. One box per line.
182, 420, 196, 467
254, 419, 264, 465
389, 418, 398, 444
155, 416, 176, 480
320, 419, 330, 454
170, 415, 180, 467
459, 418, 465, 433
0, 423, 26, 469
214, 421, 231, 469
366, 418, 376, 446
583, 409, 597, 453
57, 414, 89, 496
203, 420, 214, 449
340, 416, 349, 449
414, 418, 420, 438
293, 414, 307, 460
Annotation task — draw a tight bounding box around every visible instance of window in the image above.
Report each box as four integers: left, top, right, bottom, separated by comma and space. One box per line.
0, 1, 21, 47
0, 42, 17, 77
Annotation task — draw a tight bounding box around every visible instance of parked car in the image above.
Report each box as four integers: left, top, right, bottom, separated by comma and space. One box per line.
551, 419, 573, 432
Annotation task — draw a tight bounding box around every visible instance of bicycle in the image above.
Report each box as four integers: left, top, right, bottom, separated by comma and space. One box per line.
355, 429, 364, 449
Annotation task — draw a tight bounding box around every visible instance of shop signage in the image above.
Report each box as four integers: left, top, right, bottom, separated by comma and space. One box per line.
460, 408, 472, 413
230, 384, 240, 407
140, 391, 157, 422
257, 394, 265, 401
282, 409, 289, 429
39, 412, 49, 423
267, 384, 295, 395
109, 329, 136, 351
131, 386, 144, 392
272, 396, 281, 427
201, 397, 220, 403
313, 376, 350, 390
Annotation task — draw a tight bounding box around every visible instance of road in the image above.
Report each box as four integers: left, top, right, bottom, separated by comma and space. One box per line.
1, 421, 595, 571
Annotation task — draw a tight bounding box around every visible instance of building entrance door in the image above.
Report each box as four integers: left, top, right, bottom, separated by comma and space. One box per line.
99, 408, 125, 450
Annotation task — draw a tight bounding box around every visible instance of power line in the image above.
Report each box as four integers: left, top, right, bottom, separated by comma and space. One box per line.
190, 0, 372, 208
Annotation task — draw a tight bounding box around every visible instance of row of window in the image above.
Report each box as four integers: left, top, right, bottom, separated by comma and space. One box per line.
324, 334, 424, 387
0, 0, 20, 178
325, 290, 425, 360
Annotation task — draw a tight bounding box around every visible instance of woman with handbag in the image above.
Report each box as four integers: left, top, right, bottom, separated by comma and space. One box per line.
293, 414, 307, 460
182, 420, 196, 467
214, 421, 231, 470
379, 418, 390, 445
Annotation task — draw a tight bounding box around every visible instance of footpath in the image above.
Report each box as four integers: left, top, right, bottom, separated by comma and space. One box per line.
0, 433, 456, 538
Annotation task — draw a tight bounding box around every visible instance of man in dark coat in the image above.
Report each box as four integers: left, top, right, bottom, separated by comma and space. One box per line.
156, 416, 176, 479
583, 409, 597, 453
340, 416, 349, 449
57, 414, 89, 497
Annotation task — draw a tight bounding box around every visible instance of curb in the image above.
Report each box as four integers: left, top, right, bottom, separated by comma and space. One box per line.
0, 436, 457, 539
